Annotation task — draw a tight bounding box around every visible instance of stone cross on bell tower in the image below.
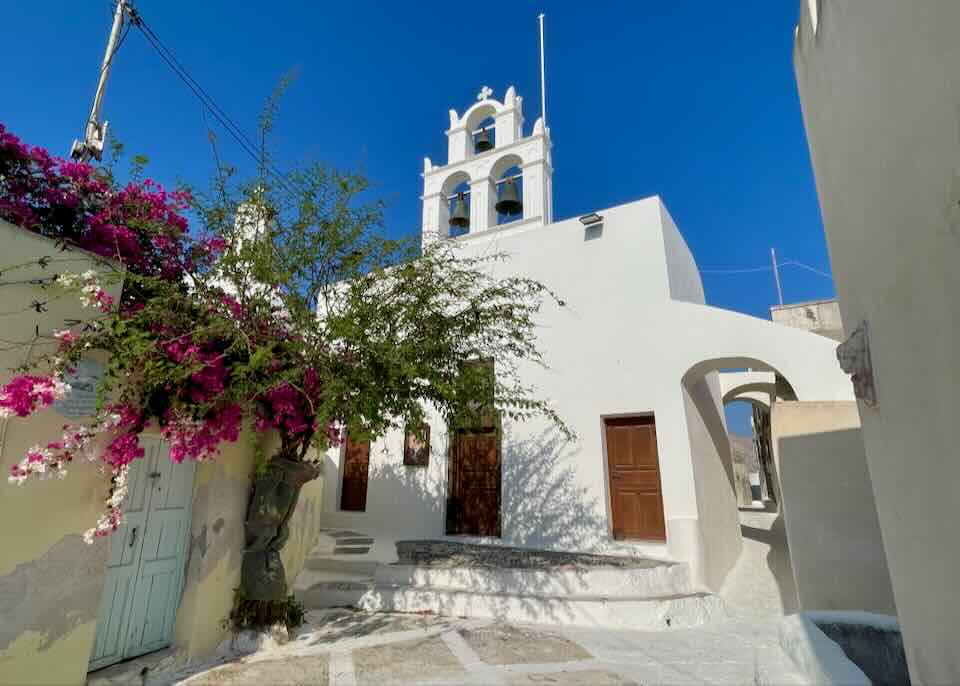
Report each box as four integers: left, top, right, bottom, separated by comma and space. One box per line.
420, 85, 553, 247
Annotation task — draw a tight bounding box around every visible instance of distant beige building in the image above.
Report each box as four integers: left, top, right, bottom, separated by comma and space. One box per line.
770, 298, 843, 342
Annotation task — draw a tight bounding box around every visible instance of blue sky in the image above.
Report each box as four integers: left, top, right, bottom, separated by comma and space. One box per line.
4, 1, 828, 435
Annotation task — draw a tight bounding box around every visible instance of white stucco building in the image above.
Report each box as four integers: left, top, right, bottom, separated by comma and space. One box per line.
318, 87, 853, 592
794, 1, 960, 682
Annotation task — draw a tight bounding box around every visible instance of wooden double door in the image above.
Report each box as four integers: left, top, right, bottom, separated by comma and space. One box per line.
446, 426, 501, 537
605, 415, 666, 541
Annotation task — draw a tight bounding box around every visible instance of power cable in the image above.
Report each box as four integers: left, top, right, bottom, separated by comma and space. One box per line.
700, 265, 772, 275
779, 260, 833, 280
131, 12, 303, 200
701, 259, 833, 280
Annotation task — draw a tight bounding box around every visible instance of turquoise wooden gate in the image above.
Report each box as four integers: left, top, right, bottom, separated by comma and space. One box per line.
88, 438, 196, 671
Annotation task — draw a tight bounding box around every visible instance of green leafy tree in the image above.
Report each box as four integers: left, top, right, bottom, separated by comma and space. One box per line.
0, 93, 569, 626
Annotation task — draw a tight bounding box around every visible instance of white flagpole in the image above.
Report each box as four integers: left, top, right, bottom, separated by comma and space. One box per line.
538, 13, 547, 129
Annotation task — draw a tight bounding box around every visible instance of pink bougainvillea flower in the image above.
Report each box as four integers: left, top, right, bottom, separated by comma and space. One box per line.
53, 329, 76, 345
162, 404, 243, 463
103, 432, 146, 468
0, 375, 70, 418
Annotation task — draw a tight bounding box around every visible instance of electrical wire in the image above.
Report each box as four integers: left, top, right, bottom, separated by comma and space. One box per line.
701, 259, 833, 280
700, 265, 773, 275
131, 12, 303, 200
779, 260, 833, 280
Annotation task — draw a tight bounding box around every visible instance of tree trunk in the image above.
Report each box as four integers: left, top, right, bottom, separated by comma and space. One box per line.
240, 455, 320, 602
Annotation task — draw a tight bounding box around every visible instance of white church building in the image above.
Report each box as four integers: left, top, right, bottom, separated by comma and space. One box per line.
318, 86, 852, 592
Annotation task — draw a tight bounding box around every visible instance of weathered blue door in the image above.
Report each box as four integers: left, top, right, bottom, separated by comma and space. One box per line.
89, 438, 196, 671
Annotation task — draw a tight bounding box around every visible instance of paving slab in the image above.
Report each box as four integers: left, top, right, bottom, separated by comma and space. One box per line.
353, 635, 463, 685
504, 670, 636, 685
460, 624, 591, 665
182, 655, 328, 685
163, 610, 807, 686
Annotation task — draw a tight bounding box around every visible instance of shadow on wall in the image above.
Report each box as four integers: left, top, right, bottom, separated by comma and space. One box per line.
500, 427, 606, 551
359, 426, 603, 551
778, 427, 896, 615
364, 439, 446, 536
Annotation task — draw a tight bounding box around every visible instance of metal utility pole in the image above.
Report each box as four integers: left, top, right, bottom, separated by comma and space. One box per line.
771, 247, 784, 305
71, 0, 133, 161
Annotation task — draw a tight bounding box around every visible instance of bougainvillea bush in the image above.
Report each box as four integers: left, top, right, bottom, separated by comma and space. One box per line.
0, 118, 568, 557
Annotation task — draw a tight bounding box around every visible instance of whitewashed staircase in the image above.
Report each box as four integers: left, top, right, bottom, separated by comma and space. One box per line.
294, 535, 729, 630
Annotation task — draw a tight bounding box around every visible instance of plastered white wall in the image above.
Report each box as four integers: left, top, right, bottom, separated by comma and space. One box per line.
794, 2, 960, 682
321, 197, 852, 590
659, 203, 705, 305
683, 374, 743, 590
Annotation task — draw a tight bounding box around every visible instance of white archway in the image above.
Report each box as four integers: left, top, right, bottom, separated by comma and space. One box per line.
719, 371, 776, 405
675, 302, 852, 402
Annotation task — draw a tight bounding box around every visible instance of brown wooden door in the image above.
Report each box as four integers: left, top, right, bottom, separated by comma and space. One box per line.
340, 437, 370, 511
605, 415, 666, 541
447, 427, 501, 536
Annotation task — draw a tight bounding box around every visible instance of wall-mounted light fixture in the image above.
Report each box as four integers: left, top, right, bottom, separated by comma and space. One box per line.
579, 212, 603, 226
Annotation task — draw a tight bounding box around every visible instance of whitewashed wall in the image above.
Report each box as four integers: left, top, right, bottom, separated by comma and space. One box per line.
795, 1, 960, 681
321, 197, 851, 590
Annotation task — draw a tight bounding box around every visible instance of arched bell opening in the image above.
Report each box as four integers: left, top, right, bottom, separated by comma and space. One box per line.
464, 104, 498, 159
472, 116, 496, 154
447, 180, 471, 238
438, 171, 472, 238
494, 165, 523, 226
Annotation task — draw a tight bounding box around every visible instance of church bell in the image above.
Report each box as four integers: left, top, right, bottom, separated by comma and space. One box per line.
474, 127, 493, 153
495, 177, 522, 216
449, 192, 470, 228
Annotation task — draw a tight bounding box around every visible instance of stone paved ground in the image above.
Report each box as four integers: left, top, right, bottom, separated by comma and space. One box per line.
159, 511, 805, 686
720, 510, 800, 619
161, 609, 805, 686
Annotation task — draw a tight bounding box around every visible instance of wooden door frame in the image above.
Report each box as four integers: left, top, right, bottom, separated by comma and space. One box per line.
445, 424, 502, 537
599, 412, 667, 543
337, 436, 371, 512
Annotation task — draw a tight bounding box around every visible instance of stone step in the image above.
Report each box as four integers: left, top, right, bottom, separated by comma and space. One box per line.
302, 557, 381, 576
295, 581, 728, 631
373, 563, 693, 598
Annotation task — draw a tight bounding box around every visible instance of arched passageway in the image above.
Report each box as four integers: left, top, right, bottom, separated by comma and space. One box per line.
680, 353, 811, 616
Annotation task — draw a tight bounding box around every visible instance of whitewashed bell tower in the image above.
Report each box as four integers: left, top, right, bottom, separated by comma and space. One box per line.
421, 85, 553, 247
